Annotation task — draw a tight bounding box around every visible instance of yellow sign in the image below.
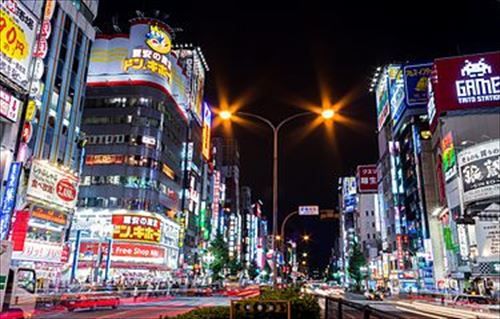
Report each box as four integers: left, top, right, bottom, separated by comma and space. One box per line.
145, 25, 171, 55
25, 100, 36, 121
202, 124, 211, 160
123, 57, 172, 82
0, 8, 29, 61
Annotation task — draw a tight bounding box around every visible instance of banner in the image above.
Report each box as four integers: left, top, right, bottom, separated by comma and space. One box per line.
0, 0, 38, 91
27, 160, 79, 210
458, 139, 500, 204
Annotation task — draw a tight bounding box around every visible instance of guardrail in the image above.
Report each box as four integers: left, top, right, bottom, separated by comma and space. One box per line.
314, 295, 406, 319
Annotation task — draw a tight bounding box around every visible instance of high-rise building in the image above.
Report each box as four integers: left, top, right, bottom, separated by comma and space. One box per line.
426, 51, 500, 293
70, 14, 209, 282
212, 137, 242, 261
1, 0, 99, 287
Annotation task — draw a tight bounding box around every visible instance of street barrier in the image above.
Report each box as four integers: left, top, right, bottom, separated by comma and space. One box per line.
315, 295, 406, 319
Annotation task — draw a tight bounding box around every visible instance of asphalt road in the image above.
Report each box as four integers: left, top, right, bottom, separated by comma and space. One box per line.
34, 296, 231, 319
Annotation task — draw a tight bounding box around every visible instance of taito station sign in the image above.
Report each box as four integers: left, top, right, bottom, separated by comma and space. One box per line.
430, 51, 500, 128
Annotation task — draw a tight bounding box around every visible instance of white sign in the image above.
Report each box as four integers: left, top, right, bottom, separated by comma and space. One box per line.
456, 58, 500, 105
27, 160, 80, 210
0, 0, 38, 91
0, 87, 21, 122
299, 205, 319, 216
475, 214, 500, 263
141, 135, 156, 146
458, 139, 500, 204
12, 240, 63, 263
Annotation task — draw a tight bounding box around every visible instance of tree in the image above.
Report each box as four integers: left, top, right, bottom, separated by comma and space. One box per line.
348, 241, 367, 292
247, 260, 259, 280
228, 259, 243, 276
208, 234, 229, 282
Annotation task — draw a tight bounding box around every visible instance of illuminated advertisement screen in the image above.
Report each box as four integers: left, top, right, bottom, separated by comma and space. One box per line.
87, 18, 189, 118
0, 0, 38, 91
201, 102, 212, 160
79, 241, 165, 265
430, 51, 500, 129
112, 214, 162, 244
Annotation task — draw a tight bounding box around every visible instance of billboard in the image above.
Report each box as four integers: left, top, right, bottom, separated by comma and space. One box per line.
87, 18, 190, 118
430, 52, 500, 128
112, 214, 162, 244
27, 160, 79, 210
475, 208, 500, 263
458, 139, 500, 205
201, 102, 212, 160
356, 165, 378, 193
404, 63, 433, 106
0, 0, 38, 91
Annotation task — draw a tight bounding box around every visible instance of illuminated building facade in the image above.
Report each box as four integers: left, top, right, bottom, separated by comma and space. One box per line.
1, 0, 99, 286
72, 13, 210, 280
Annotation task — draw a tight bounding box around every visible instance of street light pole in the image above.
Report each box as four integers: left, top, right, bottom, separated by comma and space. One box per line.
220, 109, 335, 287
235, 112, 311, 287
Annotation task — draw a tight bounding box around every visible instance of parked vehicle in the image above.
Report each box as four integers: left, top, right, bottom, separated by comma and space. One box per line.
0, 241, 37, 319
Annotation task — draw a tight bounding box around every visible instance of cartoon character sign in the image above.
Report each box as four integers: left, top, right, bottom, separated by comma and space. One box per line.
145, 25, 171, 55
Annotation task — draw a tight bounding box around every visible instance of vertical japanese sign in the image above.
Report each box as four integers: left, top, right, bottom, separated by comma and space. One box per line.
403, 63, 433, 106
441, 132, 457, 181
0, 0, 38, 91
0, 162, 22, 239
356, 164, 378, 193
201, 102, 212, 160
10, 209, 30, 251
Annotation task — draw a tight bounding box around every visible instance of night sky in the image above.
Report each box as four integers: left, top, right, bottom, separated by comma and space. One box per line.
95, 1, 500, 270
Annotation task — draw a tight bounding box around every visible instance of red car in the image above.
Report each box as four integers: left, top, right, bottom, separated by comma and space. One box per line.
61, 293, 120, 312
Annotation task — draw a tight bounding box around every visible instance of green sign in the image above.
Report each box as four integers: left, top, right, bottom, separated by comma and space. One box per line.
443, 227, 459, 252
0, 275, 7, 290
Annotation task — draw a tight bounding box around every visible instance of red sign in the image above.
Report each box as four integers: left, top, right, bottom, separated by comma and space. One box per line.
60, 243, 70, 263
10, 210, 30, 251
21, 122, 32, 143
430, 51, 500, 128
356, 165, 378, 193
56, 179, 77, 202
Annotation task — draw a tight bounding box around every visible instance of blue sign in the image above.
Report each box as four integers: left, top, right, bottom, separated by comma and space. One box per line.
404, 63, 433, 106
0, 162, 22, 239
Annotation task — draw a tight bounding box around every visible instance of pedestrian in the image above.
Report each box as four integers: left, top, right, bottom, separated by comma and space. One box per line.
133, 286, 138, 302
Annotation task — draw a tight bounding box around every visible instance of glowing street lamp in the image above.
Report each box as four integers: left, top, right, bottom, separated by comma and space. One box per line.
302, 234, 310, 242
219, 110, 232, 120
302, 252, 308, 257
321, 109, 335, 120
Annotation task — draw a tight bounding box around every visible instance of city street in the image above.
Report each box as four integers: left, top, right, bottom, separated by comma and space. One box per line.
0, 1, 498, 318
34, 296, 231, 319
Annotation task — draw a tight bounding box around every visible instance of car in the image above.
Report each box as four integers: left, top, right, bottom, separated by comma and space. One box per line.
60, 292, 120, 312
